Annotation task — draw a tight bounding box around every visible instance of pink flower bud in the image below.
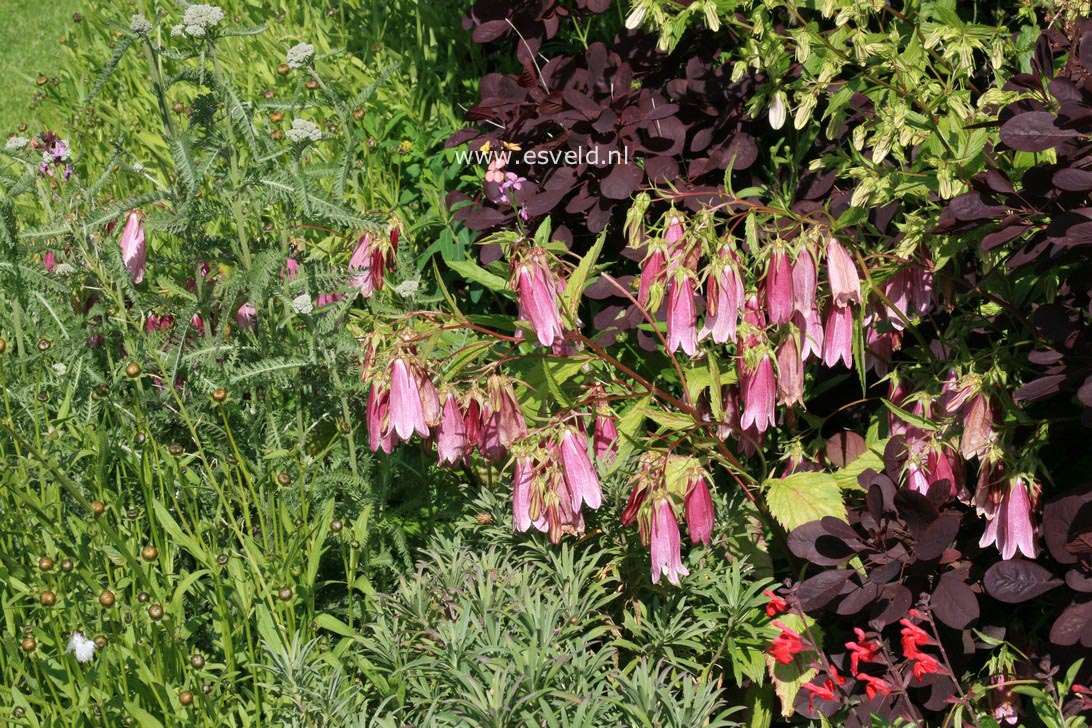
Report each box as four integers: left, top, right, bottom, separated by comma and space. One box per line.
666, 273, 699, 356
650, 498, 689, 585
822, 303, 854, 369
487, 375, 527, 448
367, 384, 394, 454
638, 247, 667, 309
593, 410, 619, 463
119, 210, 146, 284
684, 472, 714, 545
826, 238, 861, 307
664, 213, 685, 246
766, 249, 795, 325
777, 333, 804, 408
43, 251, 57, 272
282, 257, 300, 281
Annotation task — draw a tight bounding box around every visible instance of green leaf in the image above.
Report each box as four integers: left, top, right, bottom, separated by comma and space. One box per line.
315, 613, 356, 637
832, 440, 886, 490
562, 229, 605, 317
447, 259, 509, 292
881, 398, 938, 432
764, 471, 846, 531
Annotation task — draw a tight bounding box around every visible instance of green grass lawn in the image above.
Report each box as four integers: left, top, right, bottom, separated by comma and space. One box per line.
0, 0, 81, 133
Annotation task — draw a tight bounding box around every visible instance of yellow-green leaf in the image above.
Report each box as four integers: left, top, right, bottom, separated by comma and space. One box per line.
764, 471, 846, 531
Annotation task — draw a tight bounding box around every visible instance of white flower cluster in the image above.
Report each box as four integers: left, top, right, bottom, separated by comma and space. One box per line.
66, 632, 96, 663
171, 4, 224, 37
285, 119, 322, 143
5, 136, 28, 150
130, 13, 152, 34
291, 293, 314, 314
394, 279, 420, 298
286, 42, 314, 68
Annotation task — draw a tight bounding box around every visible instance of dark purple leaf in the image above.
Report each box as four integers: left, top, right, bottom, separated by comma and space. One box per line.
894, 490, 939, 534
1050, 601, 1092, 647
836, 581, 883, 615
931, 572, 979, 629
797, 569, 854, 611
915, 512, 961, 561
1053, 167, 1092, 191
1044, 494, 1090, 564
871, 584, 912, 628
1000, 111, 1080, 152
984, 559, 1063, 603
1014, 375, 1066, 402
599, 163, 643, 200
826, 431, 866, 468
1066, 569, 1092, 592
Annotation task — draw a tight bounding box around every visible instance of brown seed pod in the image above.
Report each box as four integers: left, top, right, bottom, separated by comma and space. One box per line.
21, 637, 37, 653
268, 111, 283, 123
168, 444, 184, 457
90, 500, 106, 516
352, 108, 365, 120
270, 129, 283, 140
304, 79, 319, 90
137, 591, 149, 603
148, 604, 164, 620
276, 472, 291, 486
36, 75, 47, 86
94, 635, 108, 649
61, 559, 74, 573
37, 339, 52, 351
141, 545, 158, 561
0, 337, 6, 353
178, 690, 194, 706
190, 653, 205, 669
276, 63, 290, 75
98, 590, 115, 607
172, 102, 185, 113
38, 557, 54, 572
125, 362, 141, 377
330, 519, 343, 533
277, 587, 293, 602
211, 388, 227, 402
40, 590, 56, 606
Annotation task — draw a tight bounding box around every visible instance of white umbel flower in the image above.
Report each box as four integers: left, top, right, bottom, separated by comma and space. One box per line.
130, 13, 152, 34
285, 119, 322, 143
178, 4, 224, 37
287, 42, 314, 68
66, 632, 96, 663
291, 293, 314, 314
5, 136, 29, 150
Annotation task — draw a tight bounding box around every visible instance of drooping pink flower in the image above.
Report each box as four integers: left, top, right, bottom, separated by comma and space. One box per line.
387, 358, 429, 441
776, 333, 804, 408
367, 384, 393, 454
315, 292, 345, 309
793, 308, 824, 362
822, 303, 854, 369
637, 247, 667, 309
487, 375, 527, 448
349, 228, 397, 297
282, 257, 300, 281
766, 248, 795, 325
826, 237, 861, 307
792, 248, 817, 314
43, 251, 57, 272
190, 314, 206, 337
665, 273, 698, 356
864, 324, 897, 377
684, 470, 714, 545
417, 369, 441, 428
650, 498, 689, 585
740, 354, 776, 433
511, 247, 564, 348
235, 302, 257, 331
559, 428, 602, 512
979, 476, 1037, 560
925, 445, 964, 500
664, 213, 685, 246
700, 254, 744, 345
436, 393, 468, 466
119, 210, 146, 284
593, 409, 618, 463
960, 394, 996, 460
512, 455, 535, 532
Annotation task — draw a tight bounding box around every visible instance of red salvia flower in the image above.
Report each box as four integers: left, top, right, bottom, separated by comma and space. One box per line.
762, 589, 787, 617
769, 621, 806, 664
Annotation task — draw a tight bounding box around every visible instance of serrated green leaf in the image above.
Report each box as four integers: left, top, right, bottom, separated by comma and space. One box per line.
764, 471, 846, 531
447, 258, 509, 292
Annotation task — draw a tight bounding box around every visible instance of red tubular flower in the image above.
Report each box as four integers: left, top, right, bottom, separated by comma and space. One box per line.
119, 210, 146, 284
683, 469, 714, 545
512, 247, 565, 348
801, 677, 840, 713
740, 354, 776, 433
436, 393, 468, 466
766, 248, 795, 325
559, 427, 602, 512
762, 589, 787, 617
769, 621, 806, 664
826, 237, 861, 307
899, 618, 934, 659
858, 673, 895, 700
43, 251, 57, 272
822, 303, 854, 369
979, 476, 1037, 560
650, 498, 689, 585
911, 652, 943, 680
666, 272, 699, 356
845, 627, 881, 675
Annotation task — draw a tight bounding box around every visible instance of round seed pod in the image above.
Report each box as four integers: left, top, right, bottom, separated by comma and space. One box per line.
277, 587, 293, 602
178, 690, 194, 706
39, 590, 56, 606
38, 557, 54, 572
148, 604, 164, 620
90, 501, 106, 516
125, 362, 141, 377
141, 545, 158, 561
98, 590, 115, 607
21, 637, 37, 653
